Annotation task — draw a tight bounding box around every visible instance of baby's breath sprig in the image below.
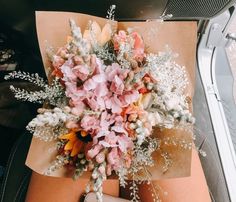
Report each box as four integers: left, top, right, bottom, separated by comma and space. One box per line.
93, 43, 116, 63
5, 71, 46, 87
5, 71, 66, 106
44, 155, 69, 175
106, 5, 116, 21
130, 175, 141, 202
73, 153, 89, 180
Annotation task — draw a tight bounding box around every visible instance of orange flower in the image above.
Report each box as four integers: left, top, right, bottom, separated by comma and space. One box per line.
59, 129, 90, 157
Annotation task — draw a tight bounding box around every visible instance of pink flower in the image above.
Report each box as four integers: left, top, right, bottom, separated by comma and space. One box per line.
83, 74, 107, 92
119, 90, 140, 106
83, 78, 97, 91
64, 81, 77, 99
94, 83, 108, 97
92, 74, 106, 82
99, 131, 118, 148
71, 104, 85, 116
114, 115, 124, 124
61, 65, 77, 82
96, 152, 105, 164
131, 32, 145, 61
113, 31, 145, 62
70, 88, 87, 102
105, 95, 123, 114
124, 90, 139, 104
117, 135, 133, 153
81, 115, 99, 132
87, 144, 102, 159
105, 63, 121, 81
72, 65, 89, 81
100, 112, 114, 131
110, 75, 124, 95
90, 55, 103, 74
52, 55, 64, 68
107, 147, 120, 170
86, 97, 99, 111
113, 31, 127, 51
96, 96, 106, 110
111, 125, 128, 135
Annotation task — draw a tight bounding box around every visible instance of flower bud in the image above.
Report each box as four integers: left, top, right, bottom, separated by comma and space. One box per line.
96, 152, 105, 164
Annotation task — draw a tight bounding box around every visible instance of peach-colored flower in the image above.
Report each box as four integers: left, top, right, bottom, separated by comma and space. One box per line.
113, 31, 145, 62
83, 21, 112, 47
113, 30, 127, 50
131, 32, 145, 61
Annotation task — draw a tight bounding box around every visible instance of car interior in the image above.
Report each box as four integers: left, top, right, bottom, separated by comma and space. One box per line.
0, 0, 236, 201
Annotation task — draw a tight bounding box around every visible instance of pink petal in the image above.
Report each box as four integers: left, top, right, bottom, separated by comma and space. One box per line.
72, 65, 89, 81
97, 97, 106, 110
124, 90, 139, 104
111, 95, 122, 113
83, 79, 97, 91
105, 63, 121, 81
111, 126, 127, 135
117, 135, 133, 152
71, 104, 85, 116
61, 65, 77, 81
107, 147, 118, 165
96, 130, 109, 138
99, 141, 112, 148
92, 74, 106, 83
87, 144, 102, 159
95, 83, 108, 97
110, 75, 124, 95
105, 97, 112, 109
87, 97, 99, 110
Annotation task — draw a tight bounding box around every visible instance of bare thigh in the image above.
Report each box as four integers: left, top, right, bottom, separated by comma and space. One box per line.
136, 150, 211, 202
25, 173, 119, 202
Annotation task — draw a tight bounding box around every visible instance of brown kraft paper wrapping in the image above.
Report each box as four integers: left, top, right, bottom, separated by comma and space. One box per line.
26, 11, 197, 180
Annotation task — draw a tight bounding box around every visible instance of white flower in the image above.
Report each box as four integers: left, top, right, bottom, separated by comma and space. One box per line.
147, 112, 162, 126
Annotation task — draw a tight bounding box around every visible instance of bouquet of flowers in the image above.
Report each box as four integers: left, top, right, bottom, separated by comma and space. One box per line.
5, 7, 196, 202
